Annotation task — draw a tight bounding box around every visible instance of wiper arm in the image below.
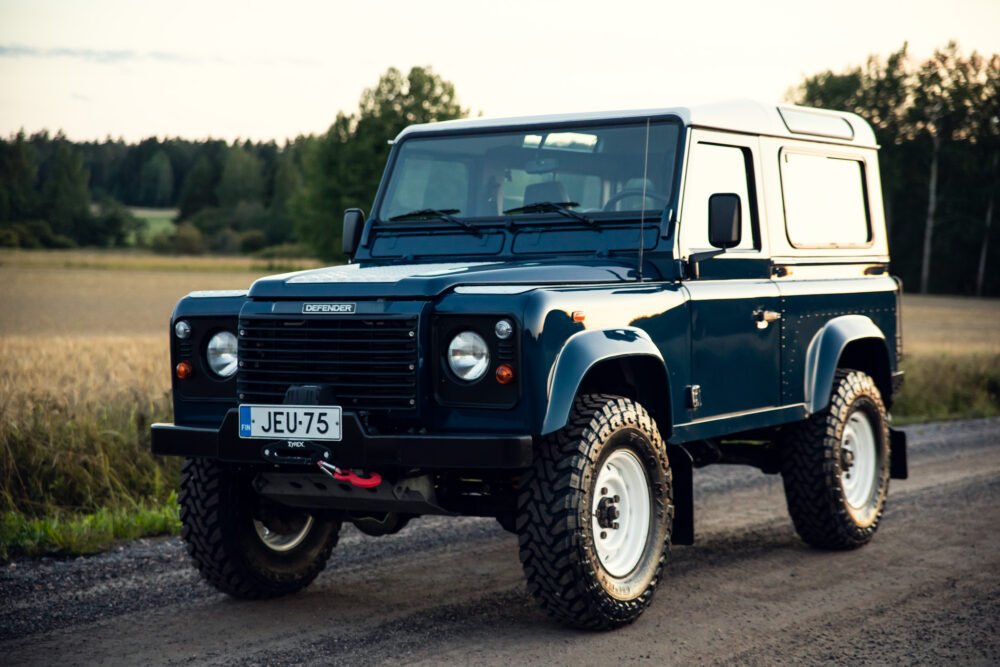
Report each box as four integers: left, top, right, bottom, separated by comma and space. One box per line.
502, 201, 595, 226
388, 208, 480, 234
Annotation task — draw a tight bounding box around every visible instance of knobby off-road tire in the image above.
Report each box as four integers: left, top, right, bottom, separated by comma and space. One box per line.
180, 457, 340, 599
516, 394, 673, 630
781, 369, 891, 550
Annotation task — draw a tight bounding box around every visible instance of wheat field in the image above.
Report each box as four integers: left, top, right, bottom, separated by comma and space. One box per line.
0, 251, 997, 556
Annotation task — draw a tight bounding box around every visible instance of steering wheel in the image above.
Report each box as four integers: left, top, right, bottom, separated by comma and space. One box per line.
603, 189, 669, 212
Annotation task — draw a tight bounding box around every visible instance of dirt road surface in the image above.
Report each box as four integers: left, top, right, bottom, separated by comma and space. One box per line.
3, 419, 999, 666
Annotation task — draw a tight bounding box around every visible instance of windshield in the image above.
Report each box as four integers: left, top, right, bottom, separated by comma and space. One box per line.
377, 119, 681, 223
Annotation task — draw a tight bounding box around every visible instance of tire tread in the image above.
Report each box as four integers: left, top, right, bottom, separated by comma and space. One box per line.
179, 458, 337, 599
780, 370, 890, 550
516, 394, 671, 630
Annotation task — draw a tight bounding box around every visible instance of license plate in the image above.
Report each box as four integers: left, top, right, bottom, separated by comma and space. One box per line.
238, 405, 342, 441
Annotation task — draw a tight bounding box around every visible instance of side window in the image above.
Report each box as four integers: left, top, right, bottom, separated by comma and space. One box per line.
780, 151, 870, 248
681, 142, 758, 254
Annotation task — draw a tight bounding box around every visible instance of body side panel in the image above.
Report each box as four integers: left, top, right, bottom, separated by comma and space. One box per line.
518, 283, 691, 437
800, 312, 893, 414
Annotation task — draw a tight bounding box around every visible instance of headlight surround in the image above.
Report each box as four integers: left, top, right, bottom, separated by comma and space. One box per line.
206, 331, 238, 378
447, 331, 490, 382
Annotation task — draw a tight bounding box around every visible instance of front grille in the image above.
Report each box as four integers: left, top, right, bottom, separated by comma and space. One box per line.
237, 316, 418, 412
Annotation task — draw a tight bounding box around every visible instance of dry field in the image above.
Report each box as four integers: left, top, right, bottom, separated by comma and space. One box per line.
902, 294, 1000, 355
0, 250, 997, 556
0, 252, 304, 553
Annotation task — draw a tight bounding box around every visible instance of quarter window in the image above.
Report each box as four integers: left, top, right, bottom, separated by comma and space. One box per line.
780, 151, 871, 248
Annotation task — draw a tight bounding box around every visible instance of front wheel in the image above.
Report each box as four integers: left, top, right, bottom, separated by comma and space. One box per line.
780, 369, 891, 550
516, 395, 673, 630
179, 458, 341, 598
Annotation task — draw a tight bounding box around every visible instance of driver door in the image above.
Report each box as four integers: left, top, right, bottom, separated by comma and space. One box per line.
678, 131, 782, 423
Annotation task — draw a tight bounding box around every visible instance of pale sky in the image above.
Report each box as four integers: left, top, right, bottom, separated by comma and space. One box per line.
1, 0, 998, 143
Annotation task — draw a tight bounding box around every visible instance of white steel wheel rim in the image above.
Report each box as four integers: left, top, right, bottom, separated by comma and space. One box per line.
840, 411, 877, 511
592, 449, 652, 578
253, 515, 314, 553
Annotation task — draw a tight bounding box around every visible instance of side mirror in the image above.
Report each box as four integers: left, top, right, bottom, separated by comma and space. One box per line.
342, 208, 365, 259
708, 193, 741, 249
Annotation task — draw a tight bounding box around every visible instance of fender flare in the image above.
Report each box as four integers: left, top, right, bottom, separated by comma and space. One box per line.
540, 327, 668, 435
804, 314, 891, 414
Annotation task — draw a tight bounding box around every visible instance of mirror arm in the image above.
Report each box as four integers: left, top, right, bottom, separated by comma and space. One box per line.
687, 248, 725, 279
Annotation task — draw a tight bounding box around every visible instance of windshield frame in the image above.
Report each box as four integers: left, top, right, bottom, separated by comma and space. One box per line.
370, 114, 686, 230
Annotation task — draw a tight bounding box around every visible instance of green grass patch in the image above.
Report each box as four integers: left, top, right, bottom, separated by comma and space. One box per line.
893, 353, 1000, 424
0, 498, 179, 560
128, 207, 177, 247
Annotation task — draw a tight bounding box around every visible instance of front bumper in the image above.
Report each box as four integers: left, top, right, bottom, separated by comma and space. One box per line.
151, 409, 534, 470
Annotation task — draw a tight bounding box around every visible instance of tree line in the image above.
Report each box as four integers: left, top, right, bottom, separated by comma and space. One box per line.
0, 66, 465, 257
1, 46, 997, 296
792, 42, 999, 296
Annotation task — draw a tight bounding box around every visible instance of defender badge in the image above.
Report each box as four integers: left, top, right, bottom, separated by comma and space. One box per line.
302, 303, 356, 314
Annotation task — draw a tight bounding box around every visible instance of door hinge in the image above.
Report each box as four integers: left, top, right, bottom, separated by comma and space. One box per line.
686, 384, 702, 410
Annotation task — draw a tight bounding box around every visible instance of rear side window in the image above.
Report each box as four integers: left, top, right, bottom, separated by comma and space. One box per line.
780, 151, 871, 248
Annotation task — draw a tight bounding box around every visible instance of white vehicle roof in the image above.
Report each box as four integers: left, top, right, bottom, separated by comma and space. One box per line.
396, 100, 877, 148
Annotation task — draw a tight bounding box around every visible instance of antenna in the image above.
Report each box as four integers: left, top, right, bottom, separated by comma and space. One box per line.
637, 118, 650, 282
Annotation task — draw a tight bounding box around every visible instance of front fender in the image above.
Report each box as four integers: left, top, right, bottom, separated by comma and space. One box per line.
541, 327, 667, 435
804, 314, 889, 414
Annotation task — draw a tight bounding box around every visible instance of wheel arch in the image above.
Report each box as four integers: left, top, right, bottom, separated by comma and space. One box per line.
804, 315, 894, 414
540, 328, 672, 436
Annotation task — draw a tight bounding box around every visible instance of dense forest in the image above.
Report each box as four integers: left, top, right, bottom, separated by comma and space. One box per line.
791, 43, 999, 297
1, 44, 997, 296
0, 66, 465, 259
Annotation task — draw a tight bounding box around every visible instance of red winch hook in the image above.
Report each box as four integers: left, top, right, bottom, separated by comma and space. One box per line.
316, 460, 383, 488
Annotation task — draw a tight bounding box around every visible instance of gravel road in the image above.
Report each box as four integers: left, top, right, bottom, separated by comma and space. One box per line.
3, 418, 999, 666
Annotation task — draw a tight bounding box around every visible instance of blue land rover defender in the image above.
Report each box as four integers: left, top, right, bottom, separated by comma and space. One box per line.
153, 101, 908, 630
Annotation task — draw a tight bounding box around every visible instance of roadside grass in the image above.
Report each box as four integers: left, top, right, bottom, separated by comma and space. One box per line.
0, 336, 180, 561
894, 295, 1000, 423
0, 336, 173, 507
0, 498, 179, 561
0, 255, 997, 560
895, 353, 1000, 424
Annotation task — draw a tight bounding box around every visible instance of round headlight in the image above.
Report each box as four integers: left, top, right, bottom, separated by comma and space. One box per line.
206, 331, 238, 377
447, 331, 490, 382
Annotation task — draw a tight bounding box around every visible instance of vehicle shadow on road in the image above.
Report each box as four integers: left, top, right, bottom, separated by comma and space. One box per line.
182, 521, 825, 664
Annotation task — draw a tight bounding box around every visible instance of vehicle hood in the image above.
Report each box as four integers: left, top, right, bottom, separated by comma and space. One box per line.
247, 259, 645, 299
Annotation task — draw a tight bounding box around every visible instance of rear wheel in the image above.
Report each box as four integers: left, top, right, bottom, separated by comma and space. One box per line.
516, 395, 672, 630
180, 458, 340, 598
780, 370, 890, 550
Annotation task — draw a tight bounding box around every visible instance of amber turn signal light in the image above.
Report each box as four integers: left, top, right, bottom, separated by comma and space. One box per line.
495, 363, 514, 385
175, 361, 193, 380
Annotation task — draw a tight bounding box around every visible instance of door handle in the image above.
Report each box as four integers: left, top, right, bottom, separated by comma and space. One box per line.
753, 309, 781, 329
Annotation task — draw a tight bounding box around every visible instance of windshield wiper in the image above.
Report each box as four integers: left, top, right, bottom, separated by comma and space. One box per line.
502, 201, 595, 226
388, 208, 480, 234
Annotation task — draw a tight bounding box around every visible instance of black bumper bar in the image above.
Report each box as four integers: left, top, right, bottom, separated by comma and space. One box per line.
151, 410, 534, 470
